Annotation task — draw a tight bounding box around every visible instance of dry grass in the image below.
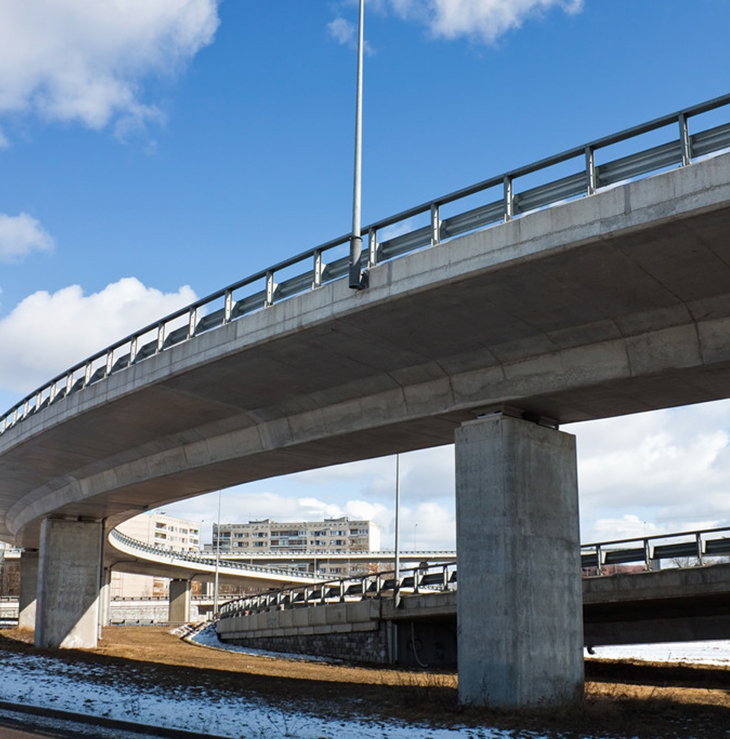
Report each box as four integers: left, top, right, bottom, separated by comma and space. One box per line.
2, 627, 729, 737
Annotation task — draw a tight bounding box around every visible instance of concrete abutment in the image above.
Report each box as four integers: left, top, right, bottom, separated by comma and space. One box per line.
454, 413, 584, 707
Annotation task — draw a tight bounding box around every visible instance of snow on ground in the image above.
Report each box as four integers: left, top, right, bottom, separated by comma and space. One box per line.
190, 623, 338, 663
0, 637, 509, 739
0, 631, 728, 738
585, 640, 730, 667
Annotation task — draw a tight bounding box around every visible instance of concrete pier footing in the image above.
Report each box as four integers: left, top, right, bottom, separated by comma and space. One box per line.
455, 414, 584, 707
18, 549, 38, 629
35, 518, 103, 649
169, 578, 192, 624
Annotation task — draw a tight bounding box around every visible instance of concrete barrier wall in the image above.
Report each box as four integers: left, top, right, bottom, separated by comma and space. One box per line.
217, 596, 459, 666
217, 599, 391, 662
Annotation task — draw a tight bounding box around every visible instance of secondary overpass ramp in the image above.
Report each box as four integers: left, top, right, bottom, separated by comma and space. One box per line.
4, 95, 730, 707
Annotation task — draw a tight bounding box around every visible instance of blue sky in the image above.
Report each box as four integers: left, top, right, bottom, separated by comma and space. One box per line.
2, 0, 730, 550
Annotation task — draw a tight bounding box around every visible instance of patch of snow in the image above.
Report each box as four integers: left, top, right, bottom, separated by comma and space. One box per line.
191, 623, 340, 663
0, 645, 512, 738
3, 634, 726, 738
585, 640, 730, 666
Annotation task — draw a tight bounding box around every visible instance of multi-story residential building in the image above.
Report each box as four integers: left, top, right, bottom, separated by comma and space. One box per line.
111, 511, 201, 598
210, 516, 380, 577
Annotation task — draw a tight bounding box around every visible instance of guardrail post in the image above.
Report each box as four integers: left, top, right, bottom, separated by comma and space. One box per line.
643, 538, 651, 571
129, 336, 138, 364
188, 307, 198, 339
696, 531, 704, 566
224, 289, 233, 323
105, 349, 113, 378
679, 112, 691, 166
368, 227, 378, 268
585, 146, 597, 194
65, 373, 74, 397
430, 204, 441, 247
83, 361, 93, 388
595, 544, 603, 576
265, 270, 276, 307
313, 250, 324, 288
503, 175, 514, 221
156, 322, 166, 353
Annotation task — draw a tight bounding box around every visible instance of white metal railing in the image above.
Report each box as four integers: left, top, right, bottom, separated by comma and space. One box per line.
219, 560, 458, 620
109, 529, 323, 581
219, 525, 730, 619
580, 525, 730, 575
4, 93, 730, 436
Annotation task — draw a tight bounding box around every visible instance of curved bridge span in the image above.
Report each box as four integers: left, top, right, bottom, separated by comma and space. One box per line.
4, 96, 730, 707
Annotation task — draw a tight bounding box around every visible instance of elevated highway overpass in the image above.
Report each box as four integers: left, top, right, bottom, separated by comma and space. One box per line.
3, 95, 730, 706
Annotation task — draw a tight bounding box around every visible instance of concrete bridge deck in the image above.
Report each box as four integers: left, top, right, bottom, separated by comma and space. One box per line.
4, 147, 730, 549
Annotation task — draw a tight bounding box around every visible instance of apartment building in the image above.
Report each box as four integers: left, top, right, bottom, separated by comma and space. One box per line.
211, 516, 380, 576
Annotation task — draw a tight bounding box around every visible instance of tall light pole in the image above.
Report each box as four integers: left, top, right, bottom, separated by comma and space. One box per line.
213, 489, 221, 616
391, 453, 401, 663
394, 453, 401, 606
349, 0, 367, 290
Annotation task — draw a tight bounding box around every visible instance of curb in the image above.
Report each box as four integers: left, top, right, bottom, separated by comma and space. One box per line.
0, 700, 233, 739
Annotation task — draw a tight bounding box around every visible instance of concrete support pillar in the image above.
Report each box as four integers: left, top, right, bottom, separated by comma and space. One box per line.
455, 414, 583, 707
99, 567, 112, 630
169, 579, 192, 624
18, 549, 39, 630
35, 518, 103, 649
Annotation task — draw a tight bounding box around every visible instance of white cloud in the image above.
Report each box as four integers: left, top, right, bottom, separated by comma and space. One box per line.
568, 402, 730, 541
388, 0, 583, 44
0, 0, 220, 134
0, 213, 54, 262
327, 13, 375, 55
0, 129, 8, 148
328, 17, 356, 46
0, 277, 196, 394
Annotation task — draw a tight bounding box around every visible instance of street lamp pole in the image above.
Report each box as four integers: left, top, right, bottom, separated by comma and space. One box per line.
213, 489, 221, 616
394, 453, 401, 607
349, 0, 367, 290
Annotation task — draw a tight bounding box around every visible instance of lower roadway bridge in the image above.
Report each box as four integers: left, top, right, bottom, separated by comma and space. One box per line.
216, 526, 730, 667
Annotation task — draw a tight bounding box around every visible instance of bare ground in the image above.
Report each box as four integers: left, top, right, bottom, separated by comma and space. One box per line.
1, 627, 729, 738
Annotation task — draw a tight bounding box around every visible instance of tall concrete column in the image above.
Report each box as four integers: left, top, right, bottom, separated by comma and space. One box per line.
18, 549, 39, 630
99, 567, 112, 631
455, 413, 583, 707
35, 518, 103, 649
169, 579, 192, 624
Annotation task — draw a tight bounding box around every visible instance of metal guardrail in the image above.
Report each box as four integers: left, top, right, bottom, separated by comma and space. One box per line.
109, 529, 323, 581
3, 93, 730, 436
580, 525, 730, 575
220, 561, 457, 619
219, 526, 730, 619
202, 548, 456, 559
